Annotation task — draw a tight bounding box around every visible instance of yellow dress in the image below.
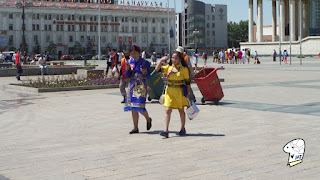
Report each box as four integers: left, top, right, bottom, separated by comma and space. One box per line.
161, 64, 189, 109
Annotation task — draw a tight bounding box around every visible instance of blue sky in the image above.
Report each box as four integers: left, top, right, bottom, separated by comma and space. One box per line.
138, 0, 274, 25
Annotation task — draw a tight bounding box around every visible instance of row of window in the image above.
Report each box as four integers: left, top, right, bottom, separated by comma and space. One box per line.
8, 24, 167, 33
8, 35, 167, 44
7, 13, 168, 23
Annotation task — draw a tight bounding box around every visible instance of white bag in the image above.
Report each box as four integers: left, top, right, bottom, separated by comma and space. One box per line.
186, 99, 199, 120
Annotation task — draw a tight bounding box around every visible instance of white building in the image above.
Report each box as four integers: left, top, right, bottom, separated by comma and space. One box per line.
176, 0, 227, 50
0, 0, 176, 57
241, 0, 320, 55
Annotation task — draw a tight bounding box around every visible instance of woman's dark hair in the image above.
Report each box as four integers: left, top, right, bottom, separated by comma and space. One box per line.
129, 45, 141, 53
168, 51, 188, 67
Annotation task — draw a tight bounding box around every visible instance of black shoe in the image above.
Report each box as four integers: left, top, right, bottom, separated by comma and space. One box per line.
121, 96, 126, 103
129, 129, 139, 134
160, 131, 169, 138
147, 118, 152, 131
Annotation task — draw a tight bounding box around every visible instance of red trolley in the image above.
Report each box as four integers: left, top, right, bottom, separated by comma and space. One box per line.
194, 67, 224, 105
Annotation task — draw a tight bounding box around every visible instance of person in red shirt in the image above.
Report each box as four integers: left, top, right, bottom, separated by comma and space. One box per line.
119, 51, 130, 103
15, 50, 22, 80
110, 49, 119, 76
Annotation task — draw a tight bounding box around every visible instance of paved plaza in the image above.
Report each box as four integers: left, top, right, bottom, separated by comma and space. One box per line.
0, 57, 319, 179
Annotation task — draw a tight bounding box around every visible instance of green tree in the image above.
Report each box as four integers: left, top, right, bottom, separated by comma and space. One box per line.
45, 41, 57, 55
228, 20, 251, 48
73, 41, 82, 55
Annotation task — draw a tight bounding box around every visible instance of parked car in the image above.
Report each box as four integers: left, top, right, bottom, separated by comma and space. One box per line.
83, 55, 92, 60
101, 55, 108, 60
60, 55, 74, 60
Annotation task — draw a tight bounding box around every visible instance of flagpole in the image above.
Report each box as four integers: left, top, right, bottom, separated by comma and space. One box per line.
98, 0, 101, 60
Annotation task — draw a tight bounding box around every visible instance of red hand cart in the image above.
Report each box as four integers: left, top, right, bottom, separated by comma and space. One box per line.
194, 67, 224, 105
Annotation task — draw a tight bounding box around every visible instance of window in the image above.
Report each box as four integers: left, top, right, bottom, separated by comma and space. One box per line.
132, 26, 134, 33
102, 36, 106, 42
33, 24, 36, 31
46, 35, 50, 42
49, 25, 52, 31
9, 24, 13, 30
207, 30, 210, 36
72, 25, 75, 31
69, 36, 73, 42
48, 15, 51, 20
94, 16, 97, 21
90, 25, 93, 32
152, 18, 155, 23
161, 18, 165, 23
207, 23, 210, 28
68, 25, 71, 31
161, 27, 165, 33
81, 36, 84, 42
9, 13, 13, 19
68, 15, 71, 20
212, 31, 215, 36
135, 18, 138, 22
60, 15, 63, 20
9, 35, 13, 43
37, 24, 40, 31
44, 25, 47, 31
94, 26, 97, 32
212, 23, 215, 28
207, 15, 210, 20
135, 27, 138, 33
44, 15, 47, 20
72, 15, 75, 21
161, 37, 165, 43
152, 27, 156, 33
83, 16, 86, 21
79, 16, 82, 21
37, 14, 40, 19
133, 36, 137, 43
56, 15, 59, 20
58, 35, 62, 42
56, 25, 59, 31
60, 25, 63, 31
34, 35, 38, 43
113, 36, 117, 42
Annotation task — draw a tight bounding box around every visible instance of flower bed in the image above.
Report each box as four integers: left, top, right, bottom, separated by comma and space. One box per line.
19, 74, 119, 88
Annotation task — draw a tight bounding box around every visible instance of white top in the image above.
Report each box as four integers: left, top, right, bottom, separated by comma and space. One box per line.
0, 53, 4, 60
38, 57, 46, 67
141, 51, 146, 59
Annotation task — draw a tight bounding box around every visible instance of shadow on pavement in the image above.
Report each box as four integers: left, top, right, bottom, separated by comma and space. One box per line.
140, 130, 225, 137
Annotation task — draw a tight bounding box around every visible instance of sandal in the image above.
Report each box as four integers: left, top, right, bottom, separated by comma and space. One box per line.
147, 118, 152, 131
129, 129, 139, 134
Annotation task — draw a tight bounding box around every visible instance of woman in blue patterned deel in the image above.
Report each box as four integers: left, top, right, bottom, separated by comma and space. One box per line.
124, 45, 152, 134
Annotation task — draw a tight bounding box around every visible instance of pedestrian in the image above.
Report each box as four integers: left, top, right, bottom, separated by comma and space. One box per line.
192, 49, 199, 71
110, 49, 119, 76
38, 54, 49, 75
0, 51, 4, 63
254, 51, 258, 61
234, 50, 239, 64
155, 51, 191, 138
119, 51, 130, 103
214, 50, 219, 63
225, 49, 228, 64
202, 51, 208, 66
219, 49, 225, 64
151, 52, 157, 65
141, 49, 147, 59
283, 50, 288, 64
124, 45, 152, 134
238, 49, 243, 64
273, 49, 277, 62
247, 49, 251, 64
106, 49, 112, 75
15, 50, 22, 80
242, 49, 246, 64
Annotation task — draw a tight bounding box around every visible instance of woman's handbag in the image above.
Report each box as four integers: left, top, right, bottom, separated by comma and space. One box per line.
159, 84, 166, 105
186, 99, 199, 120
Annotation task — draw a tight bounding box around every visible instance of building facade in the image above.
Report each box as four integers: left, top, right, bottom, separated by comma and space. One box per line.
241, 0, 320, 55
0, 0, 175, 56
176, 0, 227, 50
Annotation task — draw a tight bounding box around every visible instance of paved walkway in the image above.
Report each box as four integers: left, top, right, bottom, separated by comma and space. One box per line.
0, 57, 319, 179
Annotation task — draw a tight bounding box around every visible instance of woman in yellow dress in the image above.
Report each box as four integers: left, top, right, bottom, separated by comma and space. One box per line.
155, 51, 191, 138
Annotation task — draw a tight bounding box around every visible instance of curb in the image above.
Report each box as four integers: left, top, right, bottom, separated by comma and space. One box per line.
4, 84, 119, 93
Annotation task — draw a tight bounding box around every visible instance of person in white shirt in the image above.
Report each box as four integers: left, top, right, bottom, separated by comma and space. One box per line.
141, 49, 147, 59
242, 49, 246, 64
0, 51, 5, 63
38, 54, 48, 75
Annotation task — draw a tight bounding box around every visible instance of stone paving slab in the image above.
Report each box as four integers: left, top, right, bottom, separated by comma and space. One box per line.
0, 58, 319, 179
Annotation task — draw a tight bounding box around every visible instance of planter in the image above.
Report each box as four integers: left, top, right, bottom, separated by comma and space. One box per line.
77, 69, 105, 79
4, 84, 119, 93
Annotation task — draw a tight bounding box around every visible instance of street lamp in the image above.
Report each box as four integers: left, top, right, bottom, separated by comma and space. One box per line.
15, 0, 33, 54
193, 29, 199, 50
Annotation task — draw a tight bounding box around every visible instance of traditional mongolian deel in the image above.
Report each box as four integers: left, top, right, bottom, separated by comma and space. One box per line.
124, 57, 151, 113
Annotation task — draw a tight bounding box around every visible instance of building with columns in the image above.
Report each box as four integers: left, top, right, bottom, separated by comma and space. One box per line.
241, 0, 320, 55
0, 0, 176, 57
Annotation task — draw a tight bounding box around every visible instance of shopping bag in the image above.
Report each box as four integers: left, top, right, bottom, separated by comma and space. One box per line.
159, 94, 165, 104
186, 99, 199, 120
